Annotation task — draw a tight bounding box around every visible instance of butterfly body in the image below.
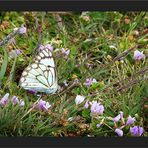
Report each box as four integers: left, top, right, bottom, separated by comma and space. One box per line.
20, 47, 59, 94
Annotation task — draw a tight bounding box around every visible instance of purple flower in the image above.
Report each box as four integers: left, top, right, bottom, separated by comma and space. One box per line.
19, 100, 25, 107
19, 26, 27, 34
0, 93, 9, 107
45, 44, 53, 52
75, 95, 85, 105
15, 49, 21, 55
133, 50, 145, 61
130, 126, 144, 136
115, 128, 123, 137
126, 115, 136, 125
11, 96, 19, 105
112, 111, 124, 122
9, 49, 21, 59
112, 114, 121, 122
38, 45, 45, 51
96, 123, 102, 128
84, 101, 89, 109
84, 78, 92, 87
61, 48, 70, 56
84, 78, 97, 87
90, 101, 104, 115
38, 44, 54, 52
34, 99, 51, 112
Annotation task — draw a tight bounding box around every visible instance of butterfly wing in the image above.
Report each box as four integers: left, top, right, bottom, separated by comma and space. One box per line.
20, 48, 58, 94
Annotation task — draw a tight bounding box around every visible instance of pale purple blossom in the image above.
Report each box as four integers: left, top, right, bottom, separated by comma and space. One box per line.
115, 128, 123, 137
75, 95, 85, 105
112, 114, 121, 122
61, 48, 70, 56
126, 115, 136, 125
45, 44, 53, 52
0, 93, 9, 107
112, 111, 123, 122
15, 49, 21, 55
96, 123, 102, 128
84, 101, 89, 109
133, 50, 145, 61
34, 99, 51, 112
38, 44, 54, 52
19, 26, 27, 34
84, 78, 97, 87
84, 78, 92, 87
130, 126, 144, 136
11, 96, 19, 105
9, 49, 21, 59
19, 100, 25, 107
38, 45, 45, 51
90, 101, 104, 115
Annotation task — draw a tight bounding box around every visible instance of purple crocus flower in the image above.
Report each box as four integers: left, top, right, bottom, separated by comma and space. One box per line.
35, 99, 51, 112
15, 49, 21, 55
61, 48, 70, 56
84, 78, 97, 87
38, 45, 45, 51
115, 128, 123, 137
112, 111, 124, 122
0, 93, 9, 107
90, 101, 104, 115
84, 101, 89, 109
133, 50, 145, 61
96, 118, 104, 128
19, 99, 25, 107
84, 78, 92, 87
9, 49, 21, 59
45, 44, 53, 52
126, 115, 136, 125
11, 96, 19, 105
130, 126, 144, 136
112, 114, 121, 122
96, 122, 102, 128
19, 26, 27, 34
75, 95, 85, 105
38, 44, 54, 52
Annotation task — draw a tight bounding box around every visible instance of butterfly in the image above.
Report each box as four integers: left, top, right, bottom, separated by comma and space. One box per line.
19, 47, 59, 94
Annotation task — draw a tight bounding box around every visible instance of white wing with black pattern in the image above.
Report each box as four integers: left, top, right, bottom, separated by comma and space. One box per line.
20, 47, 58, 94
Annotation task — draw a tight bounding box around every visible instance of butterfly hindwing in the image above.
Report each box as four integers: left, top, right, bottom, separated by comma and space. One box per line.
20, 48, 58, 94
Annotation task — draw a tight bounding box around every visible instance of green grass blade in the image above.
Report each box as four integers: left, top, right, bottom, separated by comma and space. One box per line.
0, 48, 8, 87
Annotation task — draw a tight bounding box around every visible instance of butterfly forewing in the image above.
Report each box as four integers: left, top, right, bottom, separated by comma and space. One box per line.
20, 48, 58, 94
